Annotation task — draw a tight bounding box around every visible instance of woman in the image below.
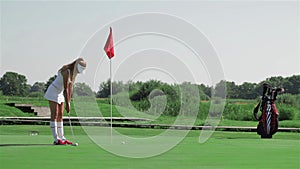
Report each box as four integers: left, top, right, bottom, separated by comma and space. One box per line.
44, 58, 86, 145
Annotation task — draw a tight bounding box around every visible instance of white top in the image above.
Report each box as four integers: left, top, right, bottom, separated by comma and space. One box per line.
51, 71, 64, 92
51, 69, 71, 91
44, 69, 72, 104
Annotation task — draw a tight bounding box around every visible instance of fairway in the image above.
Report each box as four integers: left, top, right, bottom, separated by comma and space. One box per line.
0, 125, 299, 169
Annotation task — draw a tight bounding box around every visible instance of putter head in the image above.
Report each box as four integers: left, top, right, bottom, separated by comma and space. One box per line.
71, 143, 78, 146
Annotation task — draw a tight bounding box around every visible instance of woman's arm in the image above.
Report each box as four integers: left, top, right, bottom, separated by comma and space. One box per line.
62, 70, 72, 113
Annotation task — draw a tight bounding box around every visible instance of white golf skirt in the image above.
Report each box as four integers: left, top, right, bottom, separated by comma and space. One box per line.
44, 84, 65, 104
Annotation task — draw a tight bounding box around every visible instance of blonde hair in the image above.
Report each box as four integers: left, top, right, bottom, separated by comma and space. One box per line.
59, 58, 86, 83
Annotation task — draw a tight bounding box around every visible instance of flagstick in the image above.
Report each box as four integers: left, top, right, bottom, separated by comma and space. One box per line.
104, 27, 114, 144
110, 58, 113, 144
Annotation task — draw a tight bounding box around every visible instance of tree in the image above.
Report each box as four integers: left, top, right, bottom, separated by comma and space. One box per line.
265, 76, 285, 87
96, 79, 111, 98
198, 84, 211, 98
214, 80, 226, 98
237, 82, 257, 99
258, 75, 300, 95
130, 80, 162, 101
225, 81, 238, 99
179, 82, 200, 116
28, 82, 46, 97
285, 75, 300, 94
44, 75, 57, 93
73, 83, 94, 96
30, 82, 46, 93
96, 79, 125, 98
0, 72, 29, 96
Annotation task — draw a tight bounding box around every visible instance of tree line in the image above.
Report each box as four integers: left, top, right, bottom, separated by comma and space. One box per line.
0, 72, 94, 97
0, 71, 299, 99
96, 75, 300, 99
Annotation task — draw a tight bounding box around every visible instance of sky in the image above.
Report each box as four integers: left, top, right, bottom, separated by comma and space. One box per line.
0, 0, 299, 91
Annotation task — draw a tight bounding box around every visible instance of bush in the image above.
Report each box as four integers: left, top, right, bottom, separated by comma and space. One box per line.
147, 95, 167, 116
28, 92, 44, 97
199, 102, 210, 119
131, 99, 151, 112
113, 92, 132, 108
277, 105, 298, 121
223, 103, 256, 121
212, 97, 224, 104
199, 90, 210, 101
277, 94, 296, 106
294, 94, 300, 109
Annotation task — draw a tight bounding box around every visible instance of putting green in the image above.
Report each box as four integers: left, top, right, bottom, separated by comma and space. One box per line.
0, 125, 299, 169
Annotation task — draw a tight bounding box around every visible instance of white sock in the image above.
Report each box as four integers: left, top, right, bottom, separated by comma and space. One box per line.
57, 122, 66, 140
50, 121, 59, 142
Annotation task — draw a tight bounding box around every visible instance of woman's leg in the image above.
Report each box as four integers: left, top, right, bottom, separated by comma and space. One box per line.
56, 103, 66, 140
57, 102, 64, 122
49, 101, 59, 142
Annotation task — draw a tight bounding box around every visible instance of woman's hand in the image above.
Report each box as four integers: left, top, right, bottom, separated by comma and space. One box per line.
66, 102, 71, 113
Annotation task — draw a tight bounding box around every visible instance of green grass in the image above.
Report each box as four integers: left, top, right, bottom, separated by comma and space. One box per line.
279, 120, 300, 128
0, 103, 33, 117
0, 96, 49, 106
0, 125, 299, 169
0, 96, 48, 117
1, 96, 299, 128
145, 116, 300, 128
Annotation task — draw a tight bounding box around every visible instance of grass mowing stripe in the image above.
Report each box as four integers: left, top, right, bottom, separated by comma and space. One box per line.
0, 125, 299, 169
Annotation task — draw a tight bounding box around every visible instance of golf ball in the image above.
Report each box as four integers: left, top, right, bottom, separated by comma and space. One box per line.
121, 141, 125, 144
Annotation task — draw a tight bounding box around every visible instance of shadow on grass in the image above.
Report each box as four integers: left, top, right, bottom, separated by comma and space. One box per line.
0, 143, 54, 147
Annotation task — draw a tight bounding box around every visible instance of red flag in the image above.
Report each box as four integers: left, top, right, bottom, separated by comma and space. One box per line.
104, 27, 114, 59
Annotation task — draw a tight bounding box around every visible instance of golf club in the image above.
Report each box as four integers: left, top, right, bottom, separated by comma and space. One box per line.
67, 111, 75, 140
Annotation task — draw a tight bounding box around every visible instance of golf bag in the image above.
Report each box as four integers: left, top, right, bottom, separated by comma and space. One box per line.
253, 83, 283, 138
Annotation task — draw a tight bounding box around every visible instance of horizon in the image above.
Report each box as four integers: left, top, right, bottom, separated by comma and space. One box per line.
1, 1, 299, 91
1, 69, 298, 88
